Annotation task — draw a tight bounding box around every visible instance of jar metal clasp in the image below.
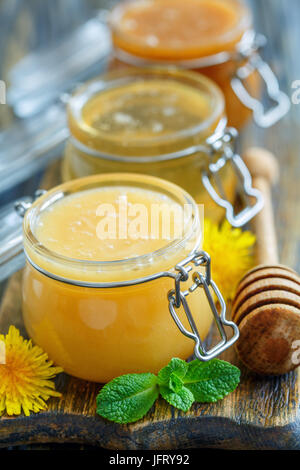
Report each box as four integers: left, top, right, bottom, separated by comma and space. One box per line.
202, 127, 264, 227
14, 189, 47, 217
231, 30, 290, 128
168, 250, 239, 361
0, 190, 46, 282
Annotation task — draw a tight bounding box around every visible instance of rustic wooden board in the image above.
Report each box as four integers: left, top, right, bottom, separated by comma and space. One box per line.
1, 272, 300, 450
0, 162, 300, 451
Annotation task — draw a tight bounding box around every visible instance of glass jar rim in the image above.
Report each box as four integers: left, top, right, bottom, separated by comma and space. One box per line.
109, 0, 252, 61
23, 173, 201, 283
67, 67, 225, 159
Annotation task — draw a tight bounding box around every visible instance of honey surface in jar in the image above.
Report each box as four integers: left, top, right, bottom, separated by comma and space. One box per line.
34, 186, 185, 263
111, 0, 247, 60
69, 78, 216, 156
23, 176, 212, 382
84, 81, 210, 140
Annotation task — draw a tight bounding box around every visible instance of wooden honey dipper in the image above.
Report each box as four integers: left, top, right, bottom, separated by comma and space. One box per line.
232, 148, 300, 375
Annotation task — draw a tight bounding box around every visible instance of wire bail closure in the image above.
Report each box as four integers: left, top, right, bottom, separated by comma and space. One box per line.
202, 127, 264, 227
168, 250, 239, 361
231, 30, 290, 128
14, 190, 47, 218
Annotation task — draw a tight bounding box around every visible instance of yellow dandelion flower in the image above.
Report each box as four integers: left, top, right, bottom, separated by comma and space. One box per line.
0, 326, 63, 417
203, 219, 256, 301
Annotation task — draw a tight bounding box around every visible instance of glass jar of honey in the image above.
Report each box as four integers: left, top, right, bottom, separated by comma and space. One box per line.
63, 68, 263, 227
108, 0, 290, 129
0, 173, 239, 382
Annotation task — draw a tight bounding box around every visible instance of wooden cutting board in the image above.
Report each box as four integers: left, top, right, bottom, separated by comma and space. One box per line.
0, 163, 300, 450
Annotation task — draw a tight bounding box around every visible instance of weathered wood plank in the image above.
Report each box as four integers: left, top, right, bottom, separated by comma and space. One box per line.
0, 173, 299, 450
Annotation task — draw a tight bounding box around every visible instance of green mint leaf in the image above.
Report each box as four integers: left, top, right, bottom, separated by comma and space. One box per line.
183, 359, 240, 403
160, 385, 194, 412
157, 358, 188, 386
96, 373, 159, 424
169, 372, 184, 393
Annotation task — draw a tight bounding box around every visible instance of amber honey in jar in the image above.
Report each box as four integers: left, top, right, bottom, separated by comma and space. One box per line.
0, 173, 239, 382
63, 68, 263, 228
109, 0, 290, 128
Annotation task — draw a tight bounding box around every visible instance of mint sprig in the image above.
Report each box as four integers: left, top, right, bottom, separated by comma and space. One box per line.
160, 385, 194, 412
158, 357, 188, 386
96, 358, 240, 424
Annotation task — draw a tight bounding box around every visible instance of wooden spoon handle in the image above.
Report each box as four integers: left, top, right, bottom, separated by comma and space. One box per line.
243, 147, 280, 265
251, 177, 278, 264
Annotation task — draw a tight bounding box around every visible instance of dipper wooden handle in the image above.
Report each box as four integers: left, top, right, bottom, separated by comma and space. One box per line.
243, 147, 279, 264
232, 148, 300, 376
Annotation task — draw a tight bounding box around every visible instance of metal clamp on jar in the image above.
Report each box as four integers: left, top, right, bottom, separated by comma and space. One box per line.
0, 174, 239, 382
231, 29, 290, 128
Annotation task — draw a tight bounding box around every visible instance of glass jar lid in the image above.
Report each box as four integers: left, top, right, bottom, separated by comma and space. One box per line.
109, 0, 251, 61
67, 67, 225, 159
